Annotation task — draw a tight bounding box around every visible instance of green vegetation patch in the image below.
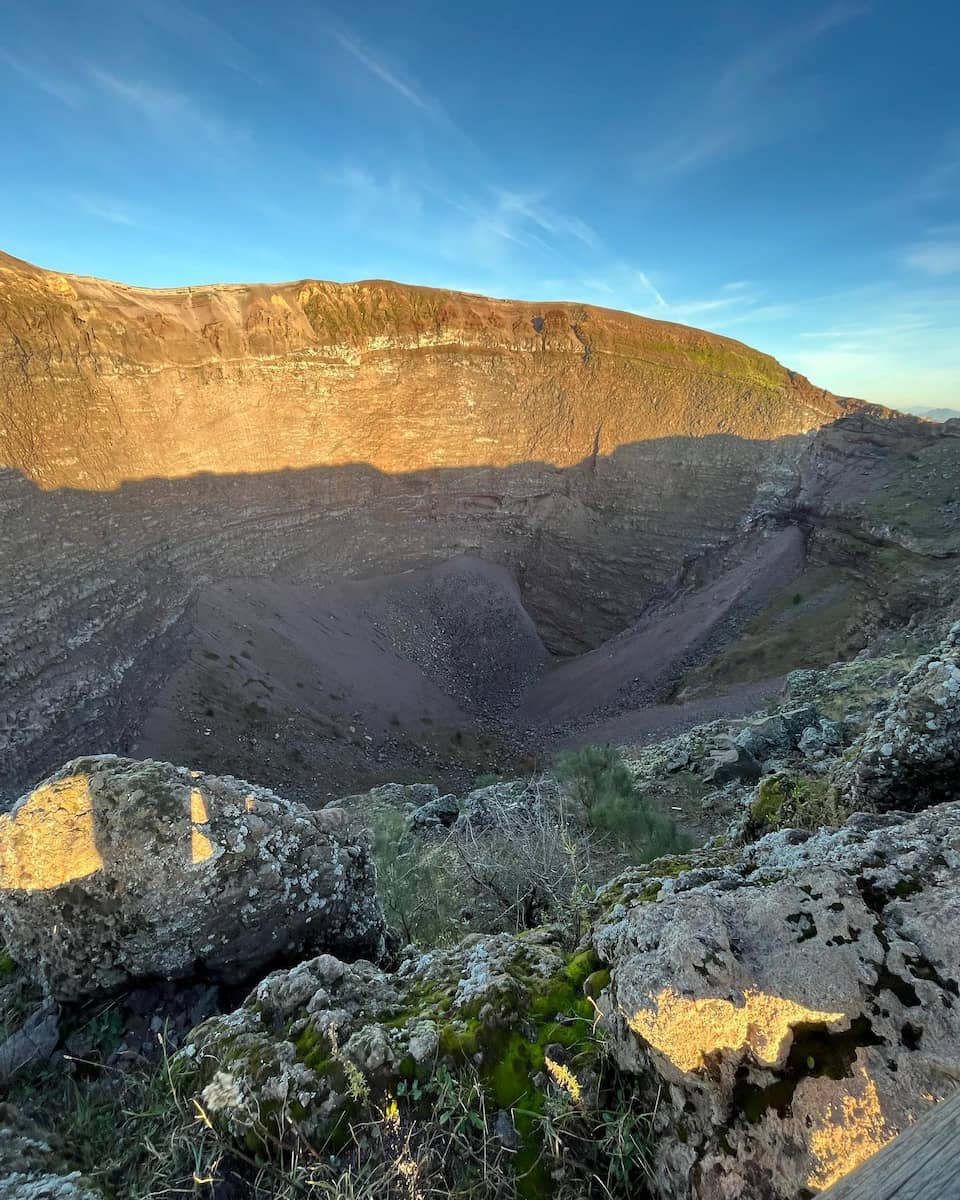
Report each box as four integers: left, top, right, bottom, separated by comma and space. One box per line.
554, 744, 691, 860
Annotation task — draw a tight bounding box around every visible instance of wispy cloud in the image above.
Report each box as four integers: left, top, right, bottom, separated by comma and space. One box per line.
635, 270, 668, 309
72, 193, 137, 226
332, 30, 437, 116
322, 161, 601, 267
636, 3, 869, 176
0, 47, 84, 106
903, 238, 960, 276
131, 0, 265, 84
493, 189, 599, 250
87, 68, 247, 150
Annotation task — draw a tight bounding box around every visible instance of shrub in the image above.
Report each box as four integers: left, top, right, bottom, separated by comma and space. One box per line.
448, 778, 594, 938
748, 773, 849, 835
368, 809, 456, 945
554, 745, 689, 861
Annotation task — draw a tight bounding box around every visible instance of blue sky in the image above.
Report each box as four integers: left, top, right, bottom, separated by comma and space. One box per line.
1, 0, 958, 409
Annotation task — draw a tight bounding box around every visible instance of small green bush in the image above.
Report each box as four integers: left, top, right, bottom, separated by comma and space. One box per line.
750, 777, 786, 827
368, 808, 456, 945
554, 746, 690, 861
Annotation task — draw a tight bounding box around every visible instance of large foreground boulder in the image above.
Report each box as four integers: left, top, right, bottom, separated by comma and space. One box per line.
0, 756, 385, 1000
833, 622, 960, 811
594, 803, 960, 1199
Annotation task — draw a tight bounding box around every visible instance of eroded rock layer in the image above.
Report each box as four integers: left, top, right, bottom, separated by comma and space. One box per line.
0, 250, 853, 490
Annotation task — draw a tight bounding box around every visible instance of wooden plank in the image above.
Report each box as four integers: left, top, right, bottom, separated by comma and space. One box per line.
819, 1087, 960, 1199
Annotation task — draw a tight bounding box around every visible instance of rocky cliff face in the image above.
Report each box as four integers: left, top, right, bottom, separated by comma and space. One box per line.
2, 251, 950, 804
0, 249, 852, 490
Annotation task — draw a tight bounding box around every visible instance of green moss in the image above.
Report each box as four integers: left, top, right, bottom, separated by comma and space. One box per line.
560, 950, 600, 991
0, 949, 16, 976
750, 777, 786, 826
584, 969, 611, 999
644, 854, 695, 877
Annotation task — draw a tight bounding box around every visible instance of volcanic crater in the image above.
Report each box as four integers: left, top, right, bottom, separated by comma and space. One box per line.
2, 250, 955, 802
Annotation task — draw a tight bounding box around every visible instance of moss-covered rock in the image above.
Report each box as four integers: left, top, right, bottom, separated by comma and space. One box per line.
184, 929, 607, 1191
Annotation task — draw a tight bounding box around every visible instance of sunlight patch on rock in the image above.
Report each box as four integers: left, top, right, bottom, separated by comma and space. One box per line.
807, 1065, 893, 1189
189, 788, 214, 864
626, 986, 845, 1073
0, 774, 102, 890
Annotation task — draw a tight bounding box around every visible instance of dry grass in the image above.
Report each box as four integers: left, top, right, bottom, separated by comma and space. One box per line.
4, 1020, 655, 1200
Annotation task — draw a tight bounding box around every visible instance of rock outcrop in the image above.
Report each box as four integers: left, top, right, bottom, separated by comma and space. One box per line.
182, 780, 960, 1199
594, 804, 960, 1199
185, 927, 602, 1181
0, 756, 385, 1000
834, 623, 960, 812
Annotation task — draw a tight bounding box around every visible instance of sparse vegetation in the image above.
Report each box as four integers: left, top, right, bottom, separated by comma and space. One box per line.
554, 745, 690, 860
749, 773, 849, 833
370, 808, 455, 945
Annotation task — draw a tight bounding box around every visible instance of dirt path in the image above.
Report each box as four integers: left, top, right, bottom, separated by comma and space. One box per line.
554, 676, 788, 751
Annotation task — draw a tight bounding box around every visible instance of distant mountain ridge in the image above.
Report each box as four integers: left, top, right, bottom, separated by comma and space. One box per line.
907, 405, 960, 422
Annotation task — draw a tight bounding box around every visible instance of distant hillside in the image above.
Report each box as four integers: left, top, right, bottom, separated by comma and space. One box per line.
908, 405, 960, 422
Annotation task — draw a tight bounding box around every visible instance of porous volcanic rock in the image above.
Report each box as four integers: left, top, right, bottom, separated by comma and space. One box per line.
593, 804, 960, 1199
184, 929, 600, 1143
0, 756, 385, 1000
832, 623, 960, 812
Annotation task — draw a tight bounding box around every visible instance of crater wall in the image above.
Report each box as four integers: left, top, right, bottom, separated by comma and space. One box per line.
0, 251, 906, 799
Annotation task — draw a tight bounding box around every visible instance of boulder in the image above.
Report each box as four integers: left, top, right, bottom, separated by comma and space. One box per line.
833, 623, 960, 811
704, 737, 762, 785
798, 718, 846, 762
593, 803, 960, 1200
408, 793, 460, 830
0, 1004, 59, 1082
453, 779, 549, 831
0, 756, 385, 1001
734, 705, 819, 762
368, 782, 440, 809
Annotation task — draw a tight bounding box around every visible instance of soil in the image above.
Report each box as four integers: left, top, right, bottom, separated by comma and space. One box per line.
129, 547, 800, 804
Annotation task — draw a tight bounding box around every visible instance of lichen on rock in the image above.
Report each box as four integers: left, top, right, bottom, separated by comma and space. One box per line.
593, 801, 960, 1199
833, 622, 960, 812
0, 756, 386, 1000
